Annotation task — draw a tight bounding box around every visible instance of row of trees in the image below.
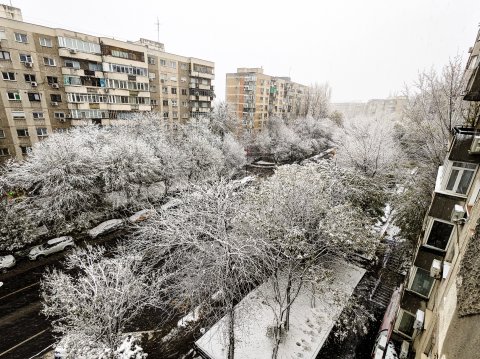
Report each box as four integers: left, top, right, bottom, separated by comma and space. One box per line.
41, 162, 381, 359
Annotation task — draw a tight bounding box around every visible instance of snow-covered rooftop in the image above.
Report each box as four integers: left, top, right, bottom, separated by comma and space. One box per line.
195, 259, 366, 359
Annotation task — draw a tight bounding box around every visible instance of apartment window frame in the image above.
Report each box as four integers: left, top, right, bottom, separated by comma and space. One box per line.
162, 100, 168, 106
394, 309, 416, 339
54, 112, 65, 119
0, 147, 9, 156
181, 89, 187, 96
64, 59, 80, 69
14, 32, 28, 43
28, 92, 41, 102
32, 111, 44, 120
47, 76, 59, 84
7, 91, 21, 101
19, 53, 32, 63
171, 87, 177, 95
24, 74, 36, 82
424, 218, 454, 251
16, 129, 29, 137
0, 129, 5, 138
43, 57, 56, 67
2, 71, 15, 81
12, 111, 25, 119
20, 146, 31, 155
50, 94, 62, 102
39, 37, 53, 47
443, 161, 477, 196
147, 56, 155, 65
407, 266, 435, 298
36, 127, 48, 137
0, 51, 11, 61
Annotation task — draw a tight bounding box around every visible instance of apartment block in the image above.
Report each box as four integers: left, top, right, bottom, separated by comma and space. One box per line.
0, 4, 214, 162
226, 67, 308, 132
382, 28, 480, 359
331, 96, 407, 120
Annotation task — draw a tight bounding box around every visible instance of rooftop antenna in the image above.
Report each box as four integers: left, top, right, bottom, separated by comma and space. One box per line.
155, 17, 160, 42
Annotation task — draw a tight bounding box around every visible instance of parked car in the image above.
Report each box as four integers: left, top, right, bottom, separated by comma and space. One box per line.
28, 236, 75, 260
128, 209, 156, 224
0, 255, 16, 270
88, 219, 124, 239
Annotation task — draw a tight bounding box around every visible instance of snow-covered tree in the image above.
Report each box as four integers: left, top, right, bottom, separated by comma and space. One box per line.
241, 164, 377, 358
298, 82, 332, 119
41, 246, 163, 356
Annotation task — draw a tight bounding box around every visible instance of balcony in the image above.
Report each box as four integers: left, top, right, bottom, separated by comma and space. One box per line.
190, 71, 214, 80
464, 64, 480, 101
58, 48, 102, 62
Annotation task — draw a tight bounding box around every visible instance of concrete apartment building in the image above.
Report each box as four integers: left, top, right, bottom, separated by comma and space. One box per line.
226, 67, 308, 132
331, 96, 407, 120
0, 4, 214, 162
383, 28, 480, 359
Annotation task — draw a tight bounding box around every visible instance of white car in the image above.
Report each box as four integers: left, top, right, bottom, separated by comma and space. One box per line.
128, 209, 156, 224
0, 255, 16, 269
88, 219, 124, 239
28, 236, 75, 260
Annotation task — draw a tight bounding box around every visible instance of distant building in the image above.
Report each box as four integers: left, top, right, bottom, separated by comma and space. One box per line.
226, 67, 308, 132
331, 96, 407, 120
0, 5, 214, 162
383, 27, 480, 359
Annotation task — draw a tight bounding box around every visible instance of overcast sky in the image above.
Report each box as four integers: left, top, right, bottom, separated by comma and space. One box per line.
12, 0, 480, 102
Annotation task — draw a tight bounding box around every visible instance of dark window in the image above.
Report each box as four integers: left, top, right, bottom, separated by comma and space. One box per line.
181, 89, 187, 95
163, 100, 168, 106
397, 311, 415, 337
17, 129, 29, 137
50, 94, 62, 102
47, 76, 58, 84
2, 72, 15, 80
24, 74, 36, 82
28, 92, 41, 101
0, 148, 9, 156
171, 87, 177, 95
426, 220, 453, 250
0, 51, 11, 60
20, 146, 31, 155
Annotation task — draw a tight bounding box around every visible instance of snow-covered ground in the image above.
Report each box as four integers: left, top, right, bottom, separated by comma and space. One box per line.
195, 259, 366, 359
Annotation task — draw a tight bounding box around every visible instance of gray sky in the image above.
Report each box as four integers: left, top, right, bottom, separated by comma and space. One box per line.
12, 0, 480, 102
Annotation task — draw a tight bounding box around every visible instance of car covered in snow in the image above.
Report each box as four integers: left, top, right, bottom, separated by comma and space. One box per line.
88, 219, 124, 239
28, 236, 75, 260
0, 255, 16, 270
127, 209, 156, 224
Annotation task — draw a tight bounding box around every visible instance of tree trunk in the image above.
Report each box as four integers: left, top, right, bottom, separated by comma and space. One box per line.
285, 272, 293, 331
227, 302, 235, 359
271, 324, 282, 359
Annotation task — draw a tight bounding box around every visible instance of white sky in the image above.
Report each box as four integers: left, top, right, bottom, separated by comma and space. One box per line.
11, 0, 480, 102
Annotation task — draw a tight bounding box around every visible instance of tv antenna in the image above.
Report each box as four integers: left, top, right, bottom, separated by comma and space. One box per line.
155, 17, 161, 42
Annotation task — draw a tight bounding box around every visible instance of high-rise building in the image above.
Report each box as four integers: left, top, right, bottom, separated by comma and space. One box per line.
0, 4, 214, 162
226, 67, 308, 132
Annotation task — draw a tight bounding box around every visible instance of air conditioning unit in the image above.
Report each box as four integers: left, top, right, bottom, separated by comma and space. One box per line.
69, 48, 77, 54
65, 114, 72, 119
470, 136, 480, 153
51, 83, 60, 89
31, 81, 38, 87
399, 341, 410, 359
430, 259, 442, 278
58, 118, 67, 123
413, 309, 425, 330
24, 62, 33, 68
51, 101, 59, 106
451, 204, 466, 222
104, 88, 109, 93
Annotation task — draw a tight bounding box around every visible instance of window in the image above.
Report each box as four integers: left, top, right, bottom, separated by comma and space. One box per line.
445, 162, 476, 195
43, 57, 56, 66
0, 148, 9, 156
163, 100, 169, 106
39, 37, 52, 47
32, 111, 44, 119
28, 92, 41, 102
63, 76, 81, 86
20, 146, 31, 155
0, 51, 11, 60
47, 76, 58, 84
171, 100, 177, 107
24, 74, 36, 82
169, 61, 176, 69
0, 28, 5, 40
409, 267, 435, 297
57, 36, 101, 54
0, 129, 5, 138
171, 87, 177, 95
163, 112, 169, 118
2, 72, 15, 80
395, 309, 416, 338
64, 59, 80, 69
147, 56, 155, 65
7, 91, 21, 100
12, 111, 25, 119
425, 219, 454, 251
14, 32, 27, 43
17, 129, 29, 137
160, 59, 166, 66
181, 89, 187, 95
50, 94, 62, 102
180, 63, 188, 70
54, 112, 65, 119
36, 128, 48, 137
19, 53, 32, 63
182, 101, 188, 107
172, 111, 178, 118
162, 87, 168, 94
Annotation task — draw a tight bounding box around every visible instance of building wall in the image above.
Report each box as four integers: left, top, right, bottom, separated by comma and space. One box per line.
0, 9, 214, 162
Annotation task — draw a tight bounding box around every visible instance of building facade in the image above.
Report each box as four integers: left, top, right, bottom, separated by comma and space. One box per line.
0, 5, 214, 162
331, 96, 407, 120
386, 28, 480, 359
226, 67, 308, 132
